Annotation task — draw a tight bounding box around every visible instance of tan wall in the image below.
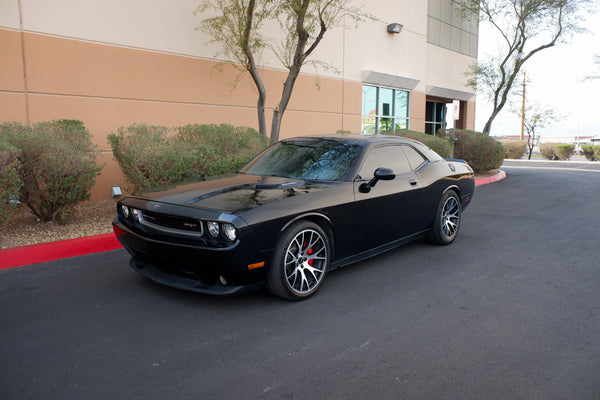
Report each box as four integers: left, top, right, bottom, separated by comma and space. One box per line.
1, 29, 363, 201
410, 91, 427, 133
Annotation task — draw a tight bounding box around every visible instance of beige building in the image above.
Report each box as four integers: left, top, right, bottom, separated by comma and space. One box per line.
0, 0, 478, 202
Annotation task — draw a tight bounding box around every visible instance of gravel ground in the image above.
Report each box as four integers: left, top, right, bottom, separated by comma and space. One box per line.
1, 201, 117, 249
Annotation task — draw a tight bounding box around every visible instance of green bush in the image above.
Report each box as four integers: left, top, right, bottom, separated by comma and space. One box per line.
554, 143, 575, 161
500, 140, 527, 159
0, 138, 22, 224
178, 124, 271, 177
540, 143, 557, 160
594, 146, 600, 161
0, 120, 103, 222
581, 145, 594, 160
108, 124, 199, 192
581, 145, 599, 161
109, 123, 270, 191
437, 129, 504, 173
391, 129, 452, 158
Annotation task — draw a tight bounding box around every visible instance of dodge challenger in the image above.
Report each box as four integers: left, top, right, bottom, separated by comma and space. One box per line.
113, 135, 474, 300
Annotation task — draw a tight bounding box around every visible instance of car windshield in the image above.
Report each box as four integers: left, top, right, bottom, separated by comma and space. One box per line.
240, 139, 361, 181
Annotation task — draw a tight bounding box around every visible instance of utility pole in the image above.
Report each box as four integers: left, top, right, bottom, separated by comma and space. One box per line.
520, 71, 526, 141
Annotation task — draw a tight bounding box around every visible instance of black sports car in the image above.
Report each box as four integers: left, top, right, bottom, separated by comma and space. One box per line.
113, 135, 474, 300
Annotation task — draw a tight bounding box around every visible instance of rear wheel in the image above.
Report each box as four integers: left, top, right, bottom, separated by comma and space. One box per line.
266, 221, 330, 300
426, 190, 461, 245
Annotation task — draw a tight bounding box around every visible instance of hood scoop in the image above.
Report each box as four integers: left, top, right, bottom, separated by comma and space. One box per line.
184, 180, 305, 204
255, 180, 304, 190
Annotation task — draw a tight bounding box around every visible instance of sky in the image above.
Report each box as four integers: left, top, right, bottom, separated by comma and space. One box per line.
474, 5, 600, 138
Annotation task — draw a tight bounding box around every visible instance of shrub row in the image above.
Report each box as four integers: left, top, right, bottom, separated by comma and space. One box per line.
500, 140, 527, 159
392, 130, 452, 158
0, 120, 103, 223
581, 145, 600, 161
394, 129, 504, 173
108, 124, 270, 192
0, 138, 21, 224
451, 130, 505, 173
432, 129, 504, 173
0, 118, 513, 226
540, 142, 575, 161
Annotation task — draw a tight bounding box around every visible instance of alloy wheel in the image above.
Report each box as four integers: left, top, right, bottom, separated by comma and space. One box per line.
284, 228, 327, 295
441, 196, 460, 241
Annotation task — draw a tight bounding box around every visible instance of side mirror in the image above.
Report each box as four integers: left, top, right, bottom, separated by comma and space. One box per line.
359, 167, 396, 193
374, 167, 395, 181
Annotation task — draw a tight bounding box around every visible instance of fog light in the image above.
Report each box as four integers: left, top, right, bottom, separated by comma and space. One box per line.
121, 205, 129, 218
207, 221, 220, 237
222, 223, 237, 241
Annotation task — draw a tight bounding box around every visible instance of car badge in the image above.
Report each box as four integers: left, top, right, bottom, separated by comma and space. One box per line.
152, 203, 162, 210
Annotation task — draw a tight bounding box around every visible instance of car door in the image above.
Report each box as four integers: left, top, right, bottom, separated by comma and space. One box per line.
351, 144, 425, 253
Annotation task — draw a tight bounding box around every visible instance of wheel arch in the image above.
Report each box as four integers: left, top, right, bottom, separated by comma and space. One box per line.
279, 213, 336, 261
442, 184, 461, 197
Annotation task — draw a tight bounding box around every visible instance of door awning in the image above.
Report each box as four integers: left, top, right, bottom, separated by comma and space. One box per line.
426, 85, 475, 101
362, 70, 420, 90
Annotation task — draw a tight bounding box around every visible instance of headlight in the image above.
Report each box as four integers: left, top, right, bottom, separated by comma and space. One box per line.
207, 221, 220, 238
120, 205, 129, 218
132, 208, 140, 221
222, 223, 237, 241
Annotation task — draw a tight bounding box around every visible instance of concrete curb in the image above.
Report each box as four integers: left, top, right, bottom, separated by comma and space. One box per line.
1, 171, 507, 269
475, 170, 506, 187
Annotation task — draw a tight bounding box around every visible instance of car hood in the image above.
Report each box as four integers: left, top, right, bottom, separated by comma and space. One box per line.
133, 173, 338, 214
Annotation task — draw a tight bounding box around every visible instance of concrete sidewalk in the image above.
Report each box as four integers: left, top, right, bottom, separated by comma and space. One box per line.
502, 158, 600, 172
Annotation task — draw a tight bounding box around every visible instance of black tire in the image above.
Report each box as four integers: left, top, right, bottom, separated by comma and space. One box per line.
266, 221, 330, 300
426, 190, 461, 245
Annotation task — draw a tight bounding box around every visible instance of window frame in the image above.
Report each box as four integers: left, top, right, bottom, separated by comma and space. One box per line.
356, 144, 430, 180
425, 100, 447, 136
361, 85, 410, 135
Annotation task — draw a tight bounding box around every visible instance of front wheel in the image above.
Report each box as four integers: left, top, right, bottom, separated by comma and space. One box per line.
266, 221, 330, 300
426, 190, 461, 245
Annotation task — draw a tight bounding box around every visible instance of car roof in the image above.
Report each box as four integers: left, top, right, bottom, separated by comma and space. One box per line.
281, 134, 444, 162
282, 134, 423, 147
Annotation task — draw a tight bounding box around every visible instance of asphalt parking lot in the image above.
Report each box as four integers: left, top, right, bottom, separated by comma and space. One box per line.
1, 165, 600, 400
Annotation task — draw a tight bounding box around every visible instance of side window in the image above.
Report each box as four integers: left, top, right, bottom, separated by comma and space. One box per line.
358, 146, 411, 179
402, 145, 428, 170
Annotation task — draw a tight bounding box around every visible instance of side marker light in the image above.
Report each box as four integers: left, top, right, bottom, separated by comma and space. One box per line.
248, 262, 265, 270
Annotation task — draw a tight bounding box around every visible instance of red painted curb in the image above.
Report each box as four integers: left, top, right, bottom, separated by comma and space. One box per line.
0, 232, 122, 270
475, 170, 506, 187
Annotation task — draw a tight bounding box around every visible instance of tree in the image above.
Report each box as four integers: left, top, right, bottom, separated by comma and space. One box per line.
195, 0, 368, 142
459, 0, 589, 135
521, 104, 558, 159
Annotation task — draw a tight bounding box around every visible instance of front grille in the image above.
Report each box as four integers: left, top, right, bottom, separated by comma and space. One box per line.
139, 210, 204, 237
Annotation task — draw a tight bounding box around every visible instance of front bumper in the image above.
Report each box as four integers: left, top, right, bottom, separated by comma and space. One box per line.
113, 219, 269, 295
129, 257, 263, 295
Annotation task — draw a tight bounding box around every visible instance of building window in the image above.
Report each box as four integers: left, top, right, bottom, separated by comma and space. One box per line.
425, 101, 447, 135
427, 0, 478, 57
362, 85, 410, 135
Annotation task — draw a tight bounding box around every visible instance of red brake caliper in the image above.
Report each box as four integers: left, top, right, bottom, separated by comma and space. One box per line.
303, 241, 315, 266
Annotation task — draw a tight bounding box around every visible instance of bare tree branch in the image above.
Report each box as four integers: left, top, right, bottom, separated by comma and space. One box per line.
196, 0, 372, 141
458, 0, 589, 135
